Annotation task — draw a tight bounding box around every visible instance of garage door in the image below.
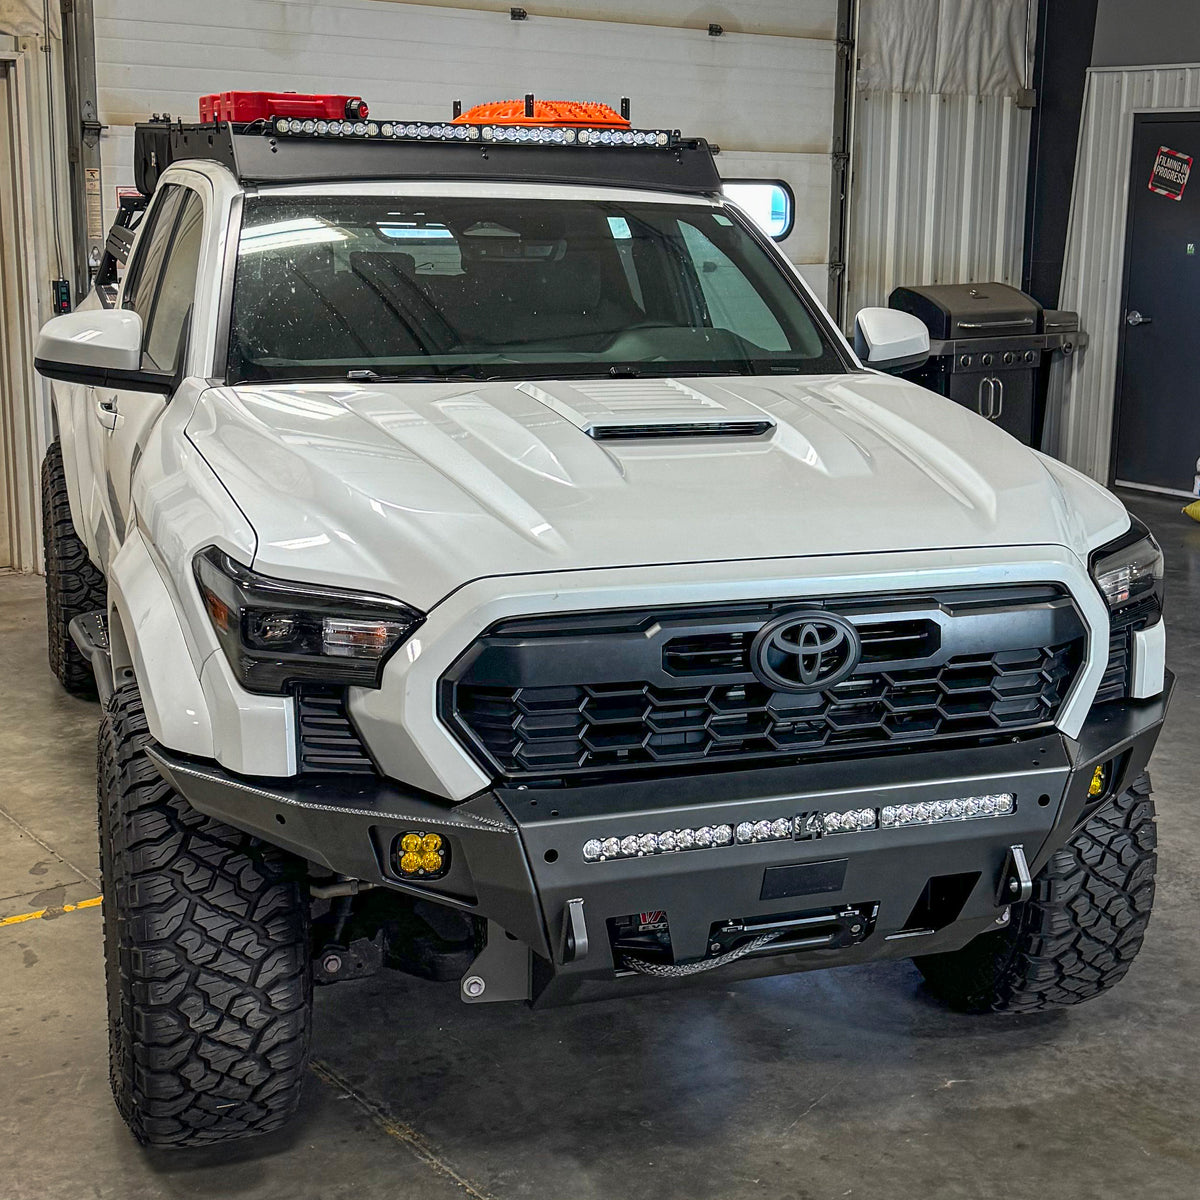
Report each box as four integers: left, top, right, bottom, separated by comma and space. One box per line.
93, 0, 838, 301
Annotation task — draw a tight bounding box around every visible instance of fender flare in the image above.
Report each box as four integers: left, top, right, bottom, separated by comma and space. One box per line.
107, 529, 215, 759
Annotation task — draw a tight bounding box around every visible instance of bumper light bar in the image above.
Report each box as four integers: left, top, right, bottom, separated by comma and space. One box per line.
272, 117, 677, 148
580, 793, 1016, 862
880, 793, 1014, 828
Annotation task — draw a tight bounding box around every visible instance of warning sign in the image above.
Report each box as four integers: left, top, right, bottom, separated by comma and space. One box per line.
1149, 145, 1192, 201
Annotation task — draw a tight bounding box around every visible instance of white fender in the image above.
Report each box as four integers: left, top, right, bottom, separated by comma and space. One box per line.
107, 530, 214, 758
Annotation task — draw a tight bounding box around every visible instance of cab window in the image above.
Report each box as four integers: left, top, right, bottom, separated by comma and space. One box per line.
143, 191, 204, 373
122, 185, 183, 322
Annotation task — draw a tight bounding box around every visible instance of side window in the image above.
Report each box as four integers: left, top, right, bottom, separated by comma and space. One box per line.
677, 220, 789, 351
721, 180, 794, 241
122, 185, 183, 321
143, 191, 204, 373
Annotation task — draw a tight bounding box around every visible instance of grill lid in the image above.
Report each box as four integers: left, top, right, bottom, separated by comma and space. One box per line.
889, 282, 1042, 340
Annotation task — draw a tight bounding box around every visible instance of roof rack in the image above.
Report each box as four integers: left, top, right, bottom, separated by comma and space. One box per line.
132, 118, 721, 198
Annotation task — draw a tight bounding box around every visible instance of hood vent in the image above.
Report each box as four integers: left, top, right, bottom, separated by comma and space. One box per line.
589, 419, 773, 441
518, 378, 776, 441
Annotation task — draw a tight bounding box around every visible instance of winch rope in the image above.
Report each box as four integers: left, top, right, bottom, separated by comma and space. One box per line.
621, 932, 782, 978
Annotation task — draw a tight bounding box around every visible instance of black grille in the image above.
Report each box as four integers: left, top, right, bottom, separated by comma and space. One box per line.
444, 587, 1087, 783
296, 689, 375, 774
1094, 594, 1162, 705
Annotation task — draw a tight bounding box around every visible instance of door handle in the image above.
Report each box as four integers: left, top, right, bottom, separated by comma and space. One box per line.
95, 396, 118, 430
1126, 310, 1152, 327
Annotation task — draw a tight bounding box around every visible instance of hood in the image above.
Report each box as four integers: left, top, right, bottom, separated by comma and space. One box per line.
185, 372, 1129, 610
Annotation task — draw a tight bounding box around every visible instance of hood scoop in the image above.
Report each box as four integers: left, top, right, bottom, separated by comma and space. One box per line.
518, 378, 775, 441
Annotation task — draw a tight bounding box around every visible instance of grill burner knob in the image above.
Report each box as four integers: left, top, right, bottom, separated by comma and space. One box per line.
1003, 351, 1015, 365
959, 354, 972, 368
981, 352, 994, 367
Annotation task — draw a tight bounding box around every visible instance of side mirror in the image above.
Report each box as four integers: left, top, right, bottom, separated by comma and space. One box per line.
35, 309, 173, 394
853, 308, 930, 374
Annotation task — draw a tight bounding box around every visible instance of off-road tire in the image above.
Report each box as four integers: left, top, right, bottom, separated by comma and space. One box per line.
99, 682, 312, 1147
916, 774, 1157, 1013
42, 440, 106, 696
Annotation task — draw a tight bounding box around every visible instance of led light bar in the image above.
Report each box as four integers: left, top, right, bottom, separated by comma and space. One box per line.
820, 808, 879, 835
271, 116, 677, 148
735, 818, 794, 844
583, 824, 733, 862
580, 793, 1016, 862
880, 793, 1015, 828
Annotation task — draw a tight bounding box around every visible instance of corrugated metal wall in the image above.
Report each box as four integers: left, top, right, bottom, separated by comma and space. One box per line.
848, 91, 1029, 320
845, 0, 1034, 327
1051, 64, 1200, 482
92, 0, 840, 299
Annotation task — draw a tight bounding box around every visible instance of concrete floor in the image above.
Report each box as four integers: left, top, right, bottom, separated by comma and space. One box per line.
2, 491, 1198, 1200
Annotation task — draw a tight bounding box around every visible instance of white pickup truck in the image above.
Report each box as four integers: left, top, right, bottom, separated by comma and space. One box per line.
34, 98, 1169, 1148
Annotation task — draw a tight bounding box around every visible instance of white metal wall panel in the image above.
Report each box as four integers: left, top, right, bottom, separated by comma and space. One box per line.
369, 2, 839, 40
93, 0, 838, 284
847, 91, 1029, 321
1051, 65, 1200, 482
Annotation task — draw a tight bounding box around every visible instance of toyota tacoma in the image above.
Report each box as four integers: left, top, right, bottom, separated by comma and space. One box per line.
33, 94, 1170, 1147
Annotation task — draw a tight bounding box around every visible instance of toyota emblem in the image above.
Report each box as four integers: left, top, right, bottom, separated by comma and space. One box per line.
750, 611, 861, 692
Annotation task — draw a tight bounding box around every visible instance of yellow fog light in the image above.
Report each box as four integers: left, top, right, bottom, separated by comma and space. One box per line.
1089, 763, 1108, 798
395, 830, 449, 879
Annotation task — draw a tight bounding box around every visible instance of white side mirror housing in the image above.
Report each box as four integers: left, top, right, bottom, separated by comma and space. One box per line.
853, 308, 930, 374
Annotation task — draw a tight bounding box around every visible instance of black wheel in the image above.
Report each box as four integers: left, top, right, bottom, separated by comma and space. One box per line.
916, 774, 1157, 1013
99, 683, 312, 1146
42, 440, 106, 696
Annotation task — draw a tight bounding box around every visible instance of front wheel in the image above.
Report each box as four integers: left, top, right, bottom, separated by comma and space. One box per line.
99, 682, 312, 1146
915, 774, 1157, 1013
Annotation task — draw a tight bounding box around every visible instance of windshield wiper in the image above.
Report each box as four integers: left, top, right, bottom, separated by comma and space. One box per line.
346, 368, 483, 383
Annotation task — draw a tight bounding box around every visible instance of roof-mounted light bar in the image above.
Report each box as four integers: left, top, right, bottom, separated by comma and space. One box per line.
270, 117, 679, 149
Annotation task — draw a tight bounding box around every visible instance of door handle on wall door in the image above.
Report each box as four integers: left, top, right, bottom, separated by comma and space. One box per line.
1126, 310, 1152, 327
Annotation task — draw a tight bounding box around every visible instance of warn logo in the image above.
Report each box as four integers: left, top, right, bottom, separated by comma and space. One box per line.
638, 910, 667, 930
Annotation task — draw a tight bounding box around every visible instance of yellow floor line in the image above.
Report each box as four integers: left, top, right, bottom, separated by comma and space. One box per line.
0, 895, 102, 927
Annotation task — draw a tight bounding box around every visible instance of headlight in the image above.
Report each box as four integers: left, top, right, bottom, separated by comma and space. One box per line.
1089, 517, 1164, 613
193, 546, 424, 694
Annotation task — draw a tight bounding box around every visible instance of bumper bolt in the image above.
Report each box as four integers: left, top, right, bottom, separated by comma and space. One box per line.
995, 906, 1011, 926
463, 975, 486, 998
321, 952, 343, 976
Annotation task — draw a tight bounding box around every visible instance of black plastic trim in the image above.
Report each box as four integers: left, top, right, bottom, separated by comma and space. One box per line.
33, 357, 176, 394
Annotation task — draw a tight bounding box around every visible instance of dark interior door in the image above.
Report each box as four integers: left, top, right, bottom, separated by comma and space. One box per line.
1113, 113, 1200, 495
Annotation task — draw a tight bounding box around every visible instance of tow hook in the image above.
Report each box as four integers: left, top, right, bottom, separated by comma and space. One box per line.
559, 897, 589, 964
996, 844, 1033, 906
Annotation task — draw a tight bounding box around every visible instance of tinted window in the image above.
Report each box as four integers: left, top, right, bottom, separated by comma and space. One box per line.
144, 191, 203, 373
122, 185, 183, 322
227, 196, 845, 383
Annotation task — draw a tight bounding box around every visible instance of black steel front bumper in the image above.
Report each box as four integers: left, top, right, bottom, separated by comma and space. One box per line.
149, 677, 1172, 1007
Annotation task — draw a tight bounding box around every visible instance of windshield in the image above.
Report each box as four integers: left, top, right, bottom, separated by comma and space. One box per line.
226, 195, 847, 383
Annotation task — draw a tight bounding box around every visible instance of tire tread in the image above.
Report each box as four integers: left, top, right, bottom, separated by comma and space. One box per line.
916, 774, 1157, 1013
99, 683, 311, 1147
